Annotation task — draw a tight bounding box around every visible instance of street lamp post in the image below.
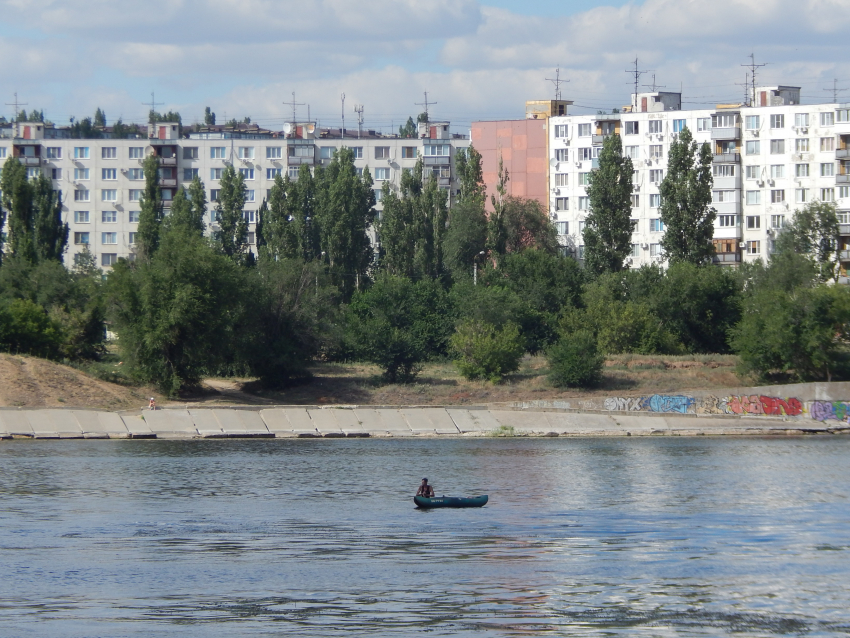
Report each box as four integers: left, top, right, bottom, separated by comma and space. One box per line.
473, 250, 485, 286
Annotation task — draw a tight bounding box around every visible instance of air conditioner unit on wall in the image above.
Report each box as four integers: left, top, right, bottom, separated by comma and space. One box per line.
739, 241, 746, 248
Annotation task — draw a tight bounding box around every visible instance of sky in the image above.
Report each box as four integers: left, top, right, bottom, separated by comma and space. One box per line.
1, 0, 848, 135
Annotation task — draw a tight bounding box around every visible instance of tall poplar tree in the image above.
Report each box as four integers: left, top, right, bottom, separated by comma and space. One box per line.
1, 156, 35, 264
136, 154, 163, 260
582, 133, 634, 275
214, 164, 248, 261
31, 173, 69, 263
443, 145, 488, 277
186, 175, 208, 235
659, 126, 715, 264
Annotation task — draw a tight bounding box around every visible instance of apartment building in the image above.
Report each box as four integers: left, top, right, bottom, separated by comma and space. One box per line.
546, 85, 850, 268
0, 119, 469, 267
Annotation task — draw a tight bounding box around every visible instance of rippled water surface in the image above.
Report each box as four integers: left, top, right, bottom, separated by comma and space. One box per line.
1, 437, 849, 637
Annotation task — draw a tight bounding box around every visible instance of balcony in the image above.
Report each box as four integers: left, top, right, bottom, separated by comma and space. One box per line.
713, 225, 743, 240
713, 252, 742, 264
161, 178, 177, 187
841, 250, 850, 261
438, 177, 452, 187
159, 157, 177, 166
591, 134, 610, 145
713, 201, 741, 215
17, 156, 41, 166
288, 156, 314, 165
837, 149, 850, 159
713, 153, 740, 164
713, 175, 741, 190
711, 127, 741, 140
838, 174, 850, 184
839, 224, 850, 236
423, 156, 449, 166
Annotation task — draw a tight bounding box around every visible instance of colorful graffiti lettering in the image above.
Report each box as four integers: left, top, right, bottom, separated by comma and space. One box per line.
810, 401, 850, 422
696, 395, 728, 415
605, 393, 806, 417
603, 397, 643, 411
645, 394, 695, 414
759, 396, 803, 416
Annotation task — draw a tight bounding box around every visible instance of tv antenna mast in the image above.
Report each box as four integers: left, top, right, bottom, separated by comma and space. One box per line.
741, 53, 767, 106
354, 104, 364, 139
143, 92, 164, 121
545, 67, 569, 101
282, 91, 305, 125
341, 93, 346, 138
625, 58, 653, 109
736, 74, 751, 106
5, 92, 27, 123
415, 91, 436, 121
642, 74, 664, 92
825, 78, 848, 103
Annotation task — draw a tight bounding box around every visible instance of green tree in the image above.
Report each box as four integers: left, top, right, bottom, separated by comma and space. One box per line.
659, 126, 715, 264
444, 146, 487, 277
31, 173, 69, 263
214, 164, 248, 261
186, 175, 208, 235
398, 117, 417, 138
136, 154, 163, 260
93, 107, 106, 128
111, 119, 142, 139
68, 117, 102, 139
257, 174, 297, 261
582, 133, 634, 275
0, 156, 35, 264
0, 298, 63, 359
450, 319, 524, 383
204, 106, 216, 126
547, 330, 604, 388
774, 200, 839, 282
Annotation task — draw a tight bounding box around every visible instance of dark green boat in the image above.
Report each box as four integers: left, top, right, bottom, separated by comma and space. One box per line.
414, 495, 488, 509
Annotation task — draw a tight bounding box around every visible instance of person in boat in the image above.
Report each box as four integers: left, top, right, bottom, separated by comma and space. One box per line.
417, 478, 435, 498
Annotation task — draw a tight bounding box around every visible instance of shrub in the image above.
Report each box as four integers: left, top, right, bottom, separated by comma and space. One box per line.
547, 330, 604, 388
450, 319, 524, 382
0, 299, 64, 359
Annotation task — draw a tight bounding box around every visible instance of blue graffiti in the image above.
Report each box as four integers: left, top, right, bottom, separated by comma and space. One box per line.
644, 394, 696, 414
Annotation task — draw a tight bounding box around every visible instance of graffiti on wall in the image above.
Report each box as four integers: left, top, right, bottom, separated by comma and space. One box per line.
605, 394, 806, 417
810, 401, 850, 422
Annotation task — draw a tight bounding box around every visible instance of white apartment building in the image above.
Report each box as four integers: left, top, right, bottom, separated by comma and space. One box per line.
0, 120, 469, 267
547, 86, 850, 269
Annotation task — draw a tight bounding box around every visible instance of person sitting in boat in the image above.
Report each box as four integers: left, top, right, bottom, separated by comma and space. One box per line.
417, 478, 435, 498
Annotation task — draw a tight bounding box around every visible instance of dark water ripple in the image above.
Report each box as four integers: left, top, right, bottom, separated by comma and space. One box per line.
0, 437, 849, 636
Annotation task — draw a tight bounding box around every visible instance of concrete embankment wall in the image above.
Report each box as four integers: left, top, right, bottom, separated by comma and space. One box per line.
1, 404, 849, 440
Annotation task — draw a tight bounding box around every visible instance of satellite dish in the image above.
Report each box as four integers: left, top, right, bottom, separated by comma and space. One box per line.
549, 158, 557, 167
306, 124, 315, 134
283, 123, 292, 135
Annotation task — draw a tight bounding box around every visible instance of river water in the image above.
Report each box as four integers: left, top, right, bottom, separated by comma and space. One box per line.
1, 437, 849, 637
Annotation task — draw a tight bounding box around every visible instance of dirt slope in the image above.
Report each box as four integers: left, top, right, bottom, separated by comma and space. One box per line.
0, 354, 152, 411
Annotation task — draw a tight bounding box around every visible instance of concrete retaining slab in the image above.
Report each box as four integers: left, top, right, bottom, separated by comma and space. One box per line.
372, 409, 413, 436
331, 409, 365, 435
72, 411, 130, 438
0, 411, 35, 437
490, 410, 557, 433
307, 409, 343, 436
400, 408, 438, 434
259, 408, 316, 437
27, 409, 84, 438
607, 414, 670, 434
423, 408, 461, 434
447, 408, 500, 434
120, 414, 155, 437
258, 409, 293, 436
219, 409, 271, 436
143, 410, 198, 438
190, 409, 224, 437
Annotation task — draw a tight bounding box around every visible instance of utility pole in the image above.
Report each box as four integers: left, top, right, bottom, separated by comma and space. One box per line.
5, 92, 28, 130
282, 91, 305, 126
415, 91, 436, 122
340, 93, 346, 139
143, 91, 164, 122
741, 53, 767, 106
825, 78, 848, 103
625, 58, 652, 110
546, 67, 569, 101
354, 104, 364, 139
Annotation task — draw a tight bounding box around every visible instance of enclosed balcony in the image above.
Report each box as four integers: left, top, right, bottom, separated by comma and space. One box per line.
713, 252, 742, 264
713, 153, 741, 164
711, 127, 741, 140
713, 175, 742, 190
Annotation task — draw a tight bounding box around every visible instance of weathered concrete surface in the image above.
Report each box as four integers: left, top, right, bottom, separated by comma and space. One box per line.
142, 409, 198, 438
446, 408, 500, 433
28, 409, 83, 438
120, 414, 156, 438
73, 411, 129, 438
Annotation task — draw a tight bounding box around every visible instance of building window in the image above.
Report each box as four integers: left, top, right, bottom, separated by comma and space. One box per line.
373, 188, 383, 202
650, 218, 664, 232
770, 165, 784, 179
713, 114, 736, 128
237, 147, 254, 160
622, 121, 637, 135
128, 147, 143, 159
630, 194, 639, 208
840, 186, 850, 199
374, 167, 390, 181
631, 243, 640, 256
180, 147, 197, 160
126, 168, 142, 180
649, 194, 661, 208
713, 164, 735, 177
101, 211, 117, 223
423, 145, 450, 157
714, 190, 735, 202
74, 168, 90, 180
127, 232, 137, 245
578, 172, 591, 186
51, 168, 61, 180
162, 189, 173, 201
821, 138, 835, 152
771, 189, 785, 203
554, 149, 568, 162
746, 215, 760, 229
74, 232, 89, 244
554, 173, 569, 187
578, 123, 591, 137
102, 168, 117, 180
552, 197, 569, 212
210, 189, 220, 201
73, 210, 90, 224
243, 210, 256, 224
74, 189, 90, 202
770, 140, 785, 154
745, 115, 760, 130
266, 168, 282, 179
101, 232, 117, 244
205, 168, 221, 181
647, 120, 662, 134
795, 113, 809, 127
770, 114, 785, 129
821, 112, 835, 126
624, 146, 639, 159
649, 243, 662, 256
649, 169, 663, 183
288, 166, 300, 179
745, 165, 760, 179
718, 214, 738, 227
101, 189, 117, 202
795, 164, 809, 177
555, 221, 568, 235
579, 147, 594, 161
838, 110, 850, 123
745, 191, 761, 205
554, 124, 568, 138
771, 215, 785, 229
129, 211, 140, 223
746, 241, 760, 255
648, 145, 663, 159
239, 168, 255, 180
795, 139, 809, 152
746, 141, 760, 155
211, 147, 226, 159
128, 189, 142, 202
242, 190, 254, 202
402, 147, 417, 159
349, 147, 363, 159
101, 253, 118, 266
672, 119, 686, 133
46, 147, 61, 159
375, 147, 390, 160
821, 163, 835, 177
821, 188, 835, 202
695, 118, 710, 131
100, 147, 116, 159
266, 147, 282, 159
578, 196, 589, 210
319, 147, 335, 160
74, 147, 90, 159
183, 168, 198, 181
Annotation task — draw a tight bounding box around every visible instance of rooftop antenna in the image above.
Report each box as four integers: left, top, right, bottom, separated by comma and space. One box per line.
545, 67, 569, 101
625, 58, 653, 110
736, 73, 750, 106
143, 91, 164, 121
282, 91, 305, 125
5, 92, 27, 124
354, 104, 364, 139
642, 74, 664, 92
825, 78, 848, 103
741, 53, 767, 106
415, 91, 436, 121
340, 93, 345, 139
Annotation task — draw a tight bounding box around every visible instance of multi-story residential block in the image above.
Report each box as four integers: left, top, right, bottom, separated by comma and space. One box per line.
0, 119, 469, 267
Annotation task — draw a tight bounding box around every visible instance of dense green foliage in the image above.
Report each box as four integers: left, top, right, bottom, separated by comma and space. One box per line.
450, 319, 524, 382
547, 330, 604, 388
